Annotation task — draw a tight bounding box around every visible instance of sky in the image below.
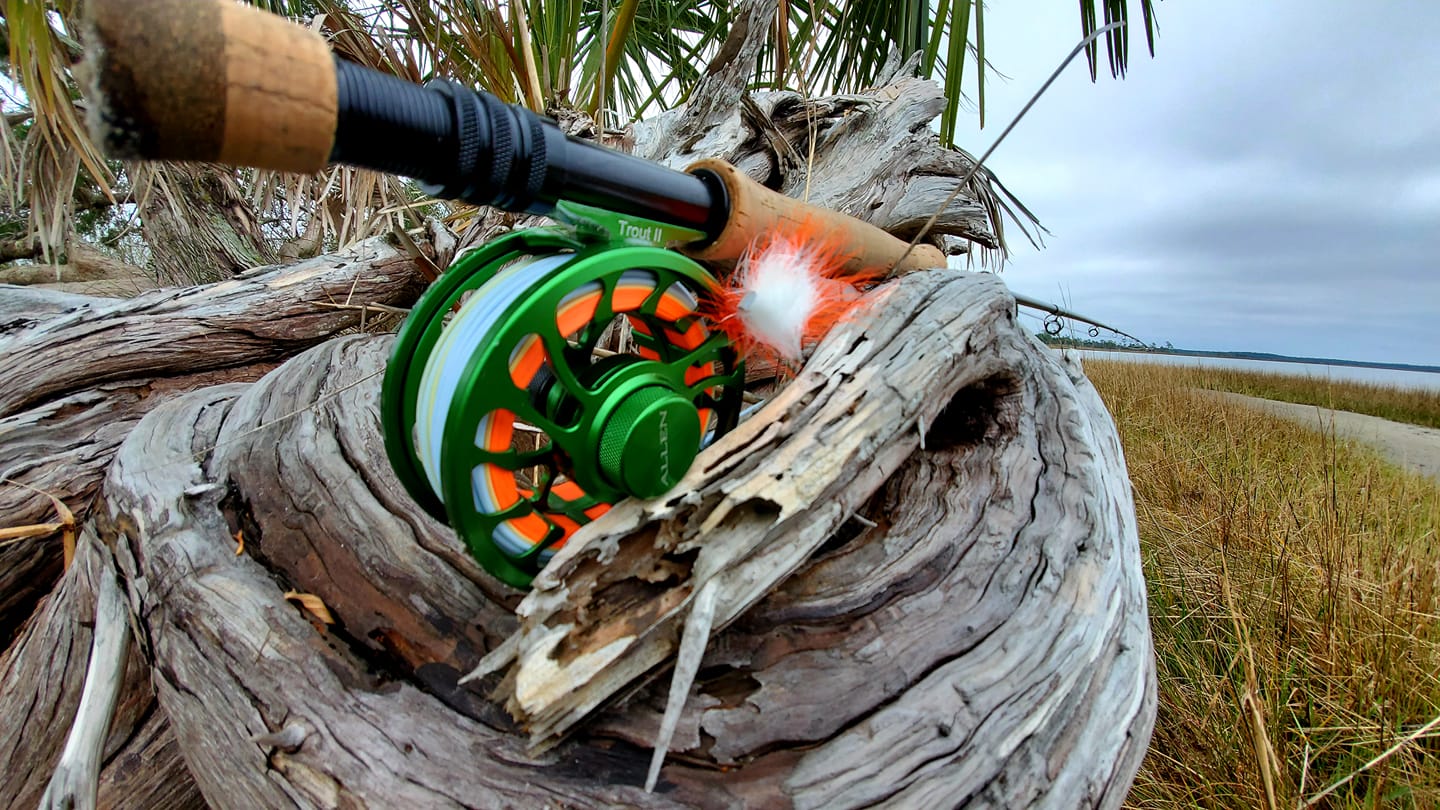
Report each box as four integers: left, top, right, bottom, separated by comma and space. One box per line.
953, 1, 1440, 366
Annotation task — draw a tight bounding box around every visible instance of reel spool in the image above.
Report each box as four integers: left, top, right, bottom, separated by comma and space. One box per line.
382, 225, 744, 588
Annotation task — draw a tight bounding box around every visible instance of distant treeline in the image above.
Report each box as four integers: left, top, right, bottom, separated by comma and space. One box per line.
1035, 334, 1440, 375
1034, 334, 1154, 352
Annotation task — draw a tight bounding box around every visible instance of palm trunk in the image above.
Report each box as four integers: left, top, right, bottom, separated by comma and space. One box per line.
138, 164, 275, 284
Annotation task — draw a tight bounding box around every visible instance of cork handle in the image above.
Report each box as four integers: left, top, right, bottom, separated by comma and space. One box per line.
84, 0, 337, 174
683, 159, 947, 275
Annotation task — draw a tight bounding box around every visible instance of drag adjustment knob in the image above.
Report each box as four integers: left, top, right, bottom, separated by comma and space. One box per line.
598, 387, 701, 498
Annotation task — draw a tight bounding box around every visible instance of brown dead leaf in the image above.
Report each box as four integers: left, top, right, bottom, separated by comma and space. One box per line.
283, 590, 335, 625
234, 530, 245, 556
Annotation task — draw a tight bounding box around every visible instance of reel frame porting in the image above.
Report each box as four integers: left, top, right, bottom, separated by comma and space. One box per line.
382, 209, 744, 588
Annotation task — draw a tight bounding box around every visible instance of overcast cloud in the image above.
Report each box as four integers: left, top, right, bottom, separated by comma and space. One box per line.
960, 1, 1439, 366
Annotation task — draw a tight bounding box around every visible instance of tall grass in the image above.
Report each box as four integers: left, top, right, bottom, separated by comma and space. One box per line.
1084, 360, 1440, 809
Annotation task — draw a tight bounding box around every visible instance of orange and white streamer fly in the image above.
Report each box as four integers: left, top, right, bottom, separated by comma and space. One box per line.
708, 221, 877, 365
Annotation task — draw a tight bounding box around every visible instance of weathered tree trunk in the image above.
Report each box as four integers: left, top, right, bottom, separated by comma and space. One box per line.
0, 238, 428, 643
1, 8, 1155, 805
0, 241, 147, 288
136, 163, 276, 285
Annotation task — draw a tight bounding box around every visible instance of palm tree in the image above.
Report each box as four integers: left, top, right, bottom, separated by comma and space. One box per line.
0, 0, 1157, 284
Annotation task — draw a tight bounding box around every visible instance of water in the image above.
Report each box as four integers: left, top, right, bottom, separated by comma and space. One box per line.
1069, 350, 1440, 393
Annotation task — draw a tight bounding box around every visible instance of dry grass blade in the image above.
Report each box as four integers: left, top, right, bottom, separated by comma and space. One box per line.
1220, 554, 1280, 810
1302, 711, 1440, 807
0, 523, 64, 543
0, 476, 77, 567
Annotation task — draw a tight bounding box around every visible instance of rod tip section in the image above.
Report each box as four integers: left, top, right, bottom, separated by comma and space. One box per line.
83, 0, 337, 174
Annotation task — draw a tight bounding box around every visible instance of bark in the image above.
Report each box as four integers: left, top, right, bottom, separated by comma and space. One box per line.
138, 163, 275, 284
0, 242, 146, 287
0, 529, 163, 809
95, 711, 209, 810
0, 235, 428, 643
0, 527, 206, 810
40, 547, 131, 809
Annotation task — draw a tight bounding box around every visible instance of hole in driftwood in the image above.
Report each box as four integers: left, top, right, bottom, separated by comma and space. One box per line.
553, 536, 698, 666
698, 664, 761, 707
923, 374, 1020, 453
812, 510, 884, 560
557, 579, 693, 666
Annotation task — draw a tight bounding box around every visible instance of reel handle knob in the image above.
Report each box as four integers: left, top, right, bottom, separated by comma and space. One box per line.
598, 387, 701, 499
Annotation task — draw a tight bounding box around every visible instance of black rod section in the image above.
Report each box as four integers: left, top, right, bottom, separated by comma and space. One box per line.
329, 59, 726, 238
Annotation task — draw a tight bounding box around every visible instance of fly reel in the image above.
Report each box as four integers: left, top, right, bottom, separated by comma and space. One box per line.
381, 211, 744, 588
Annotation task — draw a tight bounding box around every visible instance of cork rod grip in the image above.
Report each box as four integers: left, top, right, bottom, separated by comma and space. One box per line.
84, 0, 337, 174
683, 160, 947, 275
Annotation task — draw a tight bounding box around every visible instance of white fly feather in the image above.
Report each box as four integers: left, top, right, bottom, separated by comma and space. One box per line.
733, 242, 822, 361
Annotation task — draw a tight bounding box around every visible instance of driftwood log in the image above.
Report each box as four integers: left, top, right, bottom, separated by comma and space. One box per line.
0, 238, 427, 644
3, 268, 1156, 808
1, 6, 1155, 805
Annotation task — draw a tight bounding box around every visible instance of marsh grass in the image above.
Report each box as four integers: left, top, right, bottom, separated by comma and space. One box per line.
1161, 364, 1440, 430
1084, 360, 1440, 809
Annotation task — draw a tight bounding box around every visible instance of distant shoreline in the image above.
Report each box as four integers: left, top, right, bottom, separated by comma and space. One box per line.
1062, 346, 1440, 376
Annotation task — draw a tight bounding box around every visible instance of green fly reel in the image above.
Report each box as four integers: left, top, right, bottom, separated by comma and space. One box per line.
381, 204, 744, 588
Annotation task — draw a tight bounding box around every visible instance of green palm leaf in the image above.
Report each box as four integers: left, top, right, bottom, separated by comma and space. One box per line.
786, 0, 1158, 144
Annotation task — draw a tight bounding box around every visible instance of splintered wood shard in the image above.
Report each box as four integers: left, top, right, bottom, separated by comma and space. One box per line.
646, 578, 719, 792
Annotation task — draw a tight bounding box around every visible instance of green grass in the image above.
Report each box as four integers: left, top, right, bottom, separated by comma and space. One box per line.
1085, 360, 1440, 809
1170, 365, 1440, 430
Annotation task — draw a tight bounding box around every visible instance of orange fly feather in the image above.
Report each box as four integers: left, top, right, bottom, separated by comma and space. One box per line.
706, 220, 879, 367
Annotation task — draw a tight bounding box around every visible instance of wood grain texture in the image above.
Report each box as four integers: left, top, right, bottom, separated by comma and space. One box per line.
0, 235, 424, 417
0, 236, 426, 642
0, 368, 273, 643
40, 555, 132, 810
490, 271, 1156, 808
102, 381, 709, 808
66, 269, 1154, 808
95, 711, 208, 810
0, 531, 159, 810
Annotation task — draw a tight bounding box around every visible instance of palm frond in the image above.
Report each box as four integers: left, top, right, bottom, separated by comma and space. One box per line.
1078, 0, 1160, 80
4, 0, 113, 259
785, 0, 1159, 144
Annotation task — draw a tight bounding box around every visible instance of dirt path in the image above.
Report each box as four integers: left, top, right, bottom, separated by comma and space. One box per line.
1209, 391, 1440, 485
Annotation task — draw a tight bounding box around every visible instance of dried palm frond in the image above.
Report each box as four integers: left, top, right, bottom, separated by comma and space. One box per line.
5, 0, 113, 259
